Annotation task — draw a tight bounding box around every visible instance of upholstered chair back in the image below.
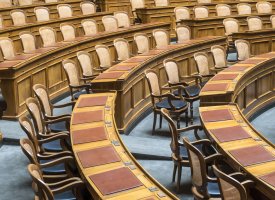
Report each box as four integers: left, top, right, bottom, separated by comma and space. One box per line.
193, 6, 209, 19
130, 0, 145, 10
194, 52, 210, 76
62, 59, 81, 87
39, 27, 57, 47
33, 84, 53, 117
211, 45, 226, 68
57, 4, 73, 18
174, 7, 190, 22
77, 51, 94, 77
95, 45, 112, 68
223, 18, 239, 35
216, 4, 231, 16
134, 33, 150, 54
19, 31, 37, 53
145, 70, 161, 96
256, 1, 272, 14
60, 23, 76, 41
34, 7, 50, 22
0, 0, 12, 8
80, 1, 96, 15
102, 15, 119, 31
235, 39, 250, 61
153, 29, 169, 49
163, 59, 180, 84
114, 38, 130, 61
0, 37, 16, 60
11, 9, 27, 26
114, 11, 131, 28
81, 19, 98, 36
18, 0, 32, 6
176, 25, 191, 43
237, 3, 251, 15
155, 0, 169, 7
247, 16, 262, 31
270, 15, 275, 28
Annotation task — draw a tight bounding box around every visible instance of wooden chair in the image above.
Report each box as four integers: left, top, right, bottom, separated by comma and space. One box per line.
145, 69, 189, 133
247, 16, 262, 31
18, 0, 32, 6
102, 15, 119, 31
175, 25, 191, 43
163, 59, 201, 124
134, 32, 150, 54
256, 1, 272, 14
28, 164, 84, 200
57, 4, 73, 19
211, 45, 230, 70
39, 27, 65, 48
95, 44, 115, 71
81, 19, 98, 36
213, 165, 254, 200
215, 4, 231, 16
62, 59, 92, 101
114, 38, 132, 61
237, 3, 251, 15
80, 1, 96, 15
155, 0, 169, 7
10, 9, 27, 26
183, 137, 222, 199
223, 18, 239, 36
77, 51, 100, 81
193, 6, 209, 19
174, 7, 190, 23
0, 0, 12, 8
60, 23, 84, 42
129, 0, 145, 23
235, 39, 251, 61
271, 15, 275, 28
34, 7, 50, 22
153, 29, 170, 49
114, 11, 131, 28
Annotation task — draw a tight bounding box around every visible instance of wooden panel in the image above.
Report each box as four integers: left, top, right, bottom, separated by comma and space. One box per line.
17, 77, 31, 107
246, 82, 256, 107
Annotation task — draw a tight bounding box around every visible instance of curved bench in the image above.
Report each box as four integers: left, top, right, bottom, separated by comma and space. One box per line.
71, 92, 178, 200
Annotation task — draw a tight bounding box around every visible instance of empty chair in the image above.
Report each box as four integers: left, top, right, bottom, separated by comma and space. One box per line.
102, 15, 119, 31
95, 44, 113, 70
211, 45, 229, 70
153, 29, 170, 49
271, 15, 275, 28
176, 25, 191, 43
216, 4, 231, 16
34, 7, 50, 22
57, 4, 73, 18
10, 10, 27, 26
134, 33, 150, 54
114, 11, 131, 28
235, 39, 251, 61
0, 15, 4, 29
77, 51, 99, 79
60, 23, 82, 42
19, 31, 49, 54
80, 1, 96, 15
174, 7, 190, 22
247, 16, 262, 31
155, 0, 169, 7
62, 59, 92, 101
81, 19, 98, 36
18, 0, 32, 6
193, 6, 209, 19
39, 27, 64, 47
256, 1, 272, 14
145, 69, 189, 133
237, 3, 251, 15
223, 18, 239, 36
130, 0, 145, 21
194, 52, 215, 85
0, 0, 12, 8
114, 38, 131, 61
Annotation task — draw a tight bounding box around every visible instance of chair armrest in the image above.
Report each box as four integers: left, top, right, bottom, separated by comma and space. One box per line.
206, 175, 218, 182
241, 180, 254, 188
80, 75, 97, 81
38, 151, 72, 160
205, 153, 224, 164
170, 81, 189, 87
178, 125, 203, 140
45, 116, 71, 125
38, 133, 69, 144
202, 74, 215, 78
48, 177, 82, 188
70, 84, 91, 90
52, 180, 84, 194
112, 60, 120, 65
46, 114, 71, 120
40, 156, 74, 168
190, 138, 212, 146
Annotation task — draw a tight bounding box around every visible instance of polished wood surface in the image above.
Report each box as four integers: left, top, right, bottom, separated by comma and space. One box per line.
91, 36, 227, 133
0, 22, 170, 119
71, 92, 179, 200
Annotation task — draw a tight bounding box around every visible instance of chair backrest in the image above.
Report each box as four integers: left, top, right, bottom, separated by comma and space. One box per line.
0, 0, 12, 8
247, 16, 262, 31
95, 44, 112, 68
197, 0, 211, 3
176, 25, 191, 43
80, 1, 96, 15
153, 29, 170, 49
194, 52, 210, 76
211, 45, 226, 69
193, 6, 209, 19
45, 0, 57, 2
18, 0, 32, 6
102, 15, 119, 31
33, 84, 53, 117
213, 165, 248, 200
0, 37, 16, 60
174, 7, 190, 22
163, 58, 180, 84
77, 51, 94, 77
144, 69, 161, 96
39, 27, 57, 47
20, 138, 39, 165
57, 4, 73, 18
81, 19, 98, 36
216, 4, 231, 16
155, 0, 169, 7
256, 1, 272, 14
10, 9, 27, 26
134, 32, 150, 54
114, 11, 131, 28
223, 18, 239, 36
237, 3, 251, 15
271, 15, 275, 28
130, 0, 145, 11
114, 38, 131, 61
34, 7, 50, 22
19, 31, 37, 54
62, 59, 81, 87
0, 15, 3, 29
60, 23, 76, 41
235, 39, 250, 61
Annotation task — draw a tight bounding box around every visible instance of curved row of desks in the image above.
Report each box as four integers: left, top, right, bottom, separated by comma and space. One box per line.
90, 36, 227, 133
71, 92, 178, 200
0, 22, 170, 119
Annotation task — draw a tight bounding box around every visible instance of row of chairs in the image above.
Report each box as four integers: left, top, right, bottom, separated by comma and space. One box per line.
175, 2, 273, 20
0, 0, 84, 8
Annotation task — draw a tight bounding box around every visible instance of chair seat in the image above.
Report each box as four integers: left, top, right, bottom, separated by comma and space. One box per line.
55, 190, 76, 200
173, 85, 200, 98
207, 182, 221, 197
73, 90, 88, 100
42, 140, 63, 152
227, 52, 237, 62
156, 98, 187, 110
40, 160, 65, 174
48, 121, 68, 133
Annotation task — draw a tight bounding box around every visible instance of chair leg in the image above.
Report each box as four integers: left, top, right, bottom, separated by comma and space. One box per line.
159, 113, 162, 129
172, 163, 177, 182
176, 116, 180, 129
152, 112, 157, 135
185, 110, 188, 127
190, 102, 194, 125
177, 163, 182, 193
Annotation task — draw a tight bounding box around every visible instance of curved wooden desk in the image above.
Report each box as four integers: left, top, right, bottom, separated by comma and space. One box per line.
71, 92, 178, 200
0, 22, 170, 119
91, 36, 227, 133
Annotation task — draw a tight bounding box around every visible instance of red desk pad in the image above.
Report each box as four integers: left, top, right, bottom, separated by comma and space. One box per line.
77, 145, 120, 168
72, 110, 103, 125
211, 74, 238, 81
77, 96, 108, 108
229, 145, 275, 167
95, 72, 124, 80
224, 65, 249, 72
259, 172, 275, 187
124, 56, 151, 63
72, 126, 107, 144
89, 167, 143, 195
239, 58, 266, 64
210, 125, 251, 143
109, 65, 137, 71
201, 109, 233, 122
201, 83, 228, 92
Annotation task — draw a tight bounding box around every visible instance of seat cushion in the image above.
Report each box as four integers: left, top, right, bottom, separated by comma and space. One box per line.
207, 182, 220, 197
156, 98, 187, 110
55, 190, 76, 200
227, 52, 237, 62
48, 121, 68, 133
42, 140, 63, 152
173, 85, 200, 98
